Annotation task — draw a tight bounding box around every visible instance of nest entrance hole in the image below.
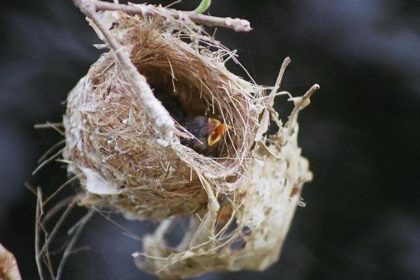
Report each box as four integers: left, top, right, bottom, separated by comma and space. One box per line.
139, 66, 210, 123
126, 23, 244, 160
135, 63, 231, 157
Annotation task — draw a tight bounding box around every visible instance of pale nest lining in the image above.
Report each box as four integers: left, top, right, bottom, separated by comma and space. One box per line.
62, 4, 314, 279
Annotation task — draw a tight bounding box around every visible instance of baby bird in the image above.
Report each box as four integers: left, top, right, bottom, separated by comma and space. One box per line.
181, 116, 230, 156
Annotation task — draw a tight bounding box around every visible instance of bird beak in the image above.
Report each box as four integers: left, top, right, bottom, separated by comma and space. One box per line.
208, 118, 231, 147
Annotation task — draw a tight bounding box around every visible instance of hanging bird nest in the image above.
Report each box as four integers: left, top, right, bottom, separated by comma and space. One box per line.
60, 0, 318, 278
64, 7, 260, 220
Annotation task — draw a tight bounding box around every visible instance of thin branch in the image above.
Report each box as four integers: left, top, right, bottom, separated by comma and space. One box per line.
72, 0, 177, 143
255, 57, 292, 142
95, 211, 144, 242
35, 189, 46, 280
34, 122, 64, 128
56, 210, 94, 280
32, 148, 64, 175
42, 197, 75, 225
37, 139, 65, 164
286, 83, 320, 132
43, 174, 81, 206
34, 122, 64, 136
95, 1, 252, 32
268, 57, 292, 106
165, 1, 181, 9
186, 12, 252, 32
40, 200, 77, 257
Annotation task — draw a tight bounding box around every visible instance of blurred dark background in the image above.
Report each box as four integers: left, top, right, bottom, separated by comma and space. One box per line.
1, 0, 419, 279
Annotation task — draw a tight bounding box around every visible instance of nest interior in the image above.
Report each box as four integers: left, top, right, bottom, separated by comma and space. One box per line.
126, 16, 259, 162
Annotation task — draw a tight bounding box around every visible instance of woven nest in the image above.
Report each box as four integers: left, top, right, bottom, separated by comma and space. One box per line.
63, 11, 260, 220
61, 4, 314, 279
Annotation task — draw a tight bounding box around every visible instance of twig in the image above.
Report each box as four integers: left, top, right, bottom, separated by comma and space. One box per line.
34, 122, 64, 136
268, 57, 292, 106
43, 174, 81, 206
255, 57, 292, 142
72, 0, 176, 143
34, 122, 64, 128
95, 211, 144, 242
95, 1, 252, 32
37, 139, 65, 164
40, 200, 77, 257
56, 210, 94, 280
32, 147, 64, 175
165, 1, 181, 9
286, 83, 320, 132
42, 197, 75, 225
35, 189, 46, 280
35, 197, 77, 280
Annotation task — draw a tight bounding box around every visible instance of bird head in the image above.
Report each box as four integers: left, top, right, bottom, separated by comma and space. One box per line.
207, 118, 231, 147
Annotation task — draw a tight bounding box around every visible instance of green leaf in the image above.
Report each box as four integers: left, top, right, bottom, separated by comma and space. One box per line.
194, 0, 212, 14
